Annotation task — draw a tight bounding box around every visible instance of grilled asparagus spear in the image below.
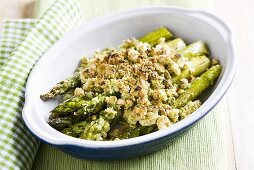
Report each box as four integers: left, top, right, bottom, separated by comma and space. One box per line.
40, 70, 81, 101
178, 40, 209, 59
172, 55, 211, 83
167, 38, 186, 51
80, 107, 123, 141
108, 120, 156, 140
139, 27, 173, 46
61, 120, 89, 137
166, 39, 210, 83
48, 100, 103, 130
48, 114, 88, 130
62, 88, 75, 101
173, 65, 222, 108
50, 94, 105, 119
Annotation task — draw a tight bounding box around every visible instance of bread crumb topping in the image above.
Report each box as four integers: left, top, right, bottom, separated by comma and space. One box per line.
80, 38, 199, 127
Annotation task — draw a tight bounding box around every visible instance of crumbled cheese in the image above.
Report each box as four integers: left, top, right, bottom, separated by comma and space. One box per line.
157, 115, 172, 130
123, 106, 147, 125
82, 117, 110, 141
166, 109, 179, 123
78, 37, 201, 134
74, 88, 84, 96
159, 37, 166, 43
152, 89, 168, 101
139, 111, 159, 126
179, 100, 201, 118
166, 87, 178, 97
104, 107, 118, 120
180, 78, 190, 89
128, 48, 139, 62
136, 42, 150, 52
106, 96, 117, 105
171, 62, 181, 75
116, 99, 125, 105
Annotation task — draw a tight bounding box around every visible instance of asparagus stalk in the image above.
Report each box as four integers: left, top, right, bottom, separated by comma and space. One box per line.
179, 100, 201, 120
40, 70, 81, 101
61, 121, 89, 137
48, 114, 88, 130
108, 120, 132, 139
50, 94, 106, 119
74, 95, 106, 115
178, 41, 209, 59
173, 65, 222, 108
108, 119, 157, 140
167, 38, 186, 51
80, 107, 123, 140
48, 102, 100, 130
167, 40, 210, 83
62, 88, 75, 101
49, 96, 87, 118
139, 27, 173, 46
172, 55, 211, 83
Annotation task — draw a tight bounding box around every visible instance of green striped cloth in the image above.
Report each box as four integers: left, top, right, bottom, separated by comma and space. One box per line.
0, 0, 83, 169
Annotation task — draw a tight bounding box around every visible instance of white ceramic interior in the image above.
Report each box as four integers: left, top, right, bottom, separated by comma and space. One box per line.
22, 6, 235, 148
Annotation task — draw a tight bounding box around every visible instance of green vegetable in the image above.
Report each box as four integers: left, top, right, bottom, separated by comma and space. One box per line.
179, 41, 209, 59
179, 100, 201, 119
62, 88, 75, 101
80, 117, 110, 141
40, 70, 81, 101
108, 120, 135, 139
80, 107, 123, 140
108, 120, 156, 140
50, 94, 105, 119
41, 27, 222, 141
173, 65, 222, 108
61, 121, 89, 137
172, 55, 211, 83
48, 98, 102, 130
139, 27, 173, 46
167, 38, 186, 51
48, 114, 88, 130
75, 95, 106, 115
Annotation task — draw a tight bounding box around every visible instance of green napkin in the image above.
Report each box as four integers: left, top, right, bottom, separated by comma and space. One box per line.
0, 0, 83, 169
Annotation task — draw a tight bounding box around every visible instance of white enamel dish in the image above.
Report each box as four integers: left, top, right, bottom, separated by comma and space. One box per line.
22, 6, 235, 160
